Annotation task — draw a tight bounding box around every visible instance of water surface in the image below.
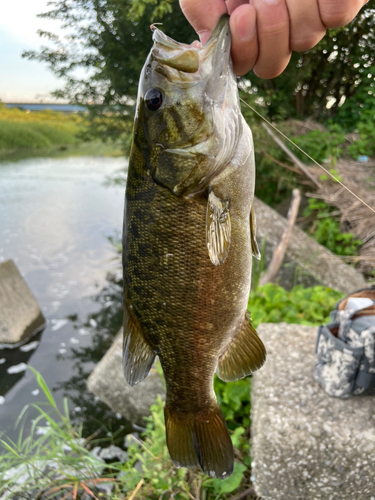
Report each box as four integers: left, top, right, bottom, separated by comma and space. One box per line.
0, 155, 127, 439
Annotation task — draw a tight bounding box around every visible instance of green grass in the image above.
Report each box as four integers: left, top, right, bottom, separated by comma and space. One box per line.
0, 105, 126, 160
0, 104, 83, 153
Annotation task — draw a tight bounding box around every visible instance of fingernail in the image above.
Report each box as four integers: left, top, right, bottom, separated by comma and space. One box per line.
235, 12, 257, 42
198, 30, 211, 46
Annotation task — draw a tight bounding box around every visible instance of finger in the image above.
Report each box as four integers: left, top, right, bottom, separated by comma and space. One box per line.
226, 0, 249, 15
179, 0, 228, 45
287, 0, 326, 52
251, 0, 291, 79
230, 4, 258, 75
318, 0, 368, 28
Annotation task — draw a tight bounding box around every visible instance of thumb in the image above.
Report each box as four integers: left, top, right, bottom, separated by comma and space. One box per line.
179, 0, 228, 44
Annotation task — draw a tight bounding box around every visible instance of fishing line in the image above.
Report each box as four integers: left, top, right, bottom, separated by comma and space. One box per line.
239, 96, 375, 215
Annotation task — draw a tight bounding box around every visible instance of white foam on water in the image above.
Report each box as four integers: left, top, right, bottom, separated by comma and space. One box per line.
20, 341, 40, 352
7, 363, 28, 374
51, 319, 69, 331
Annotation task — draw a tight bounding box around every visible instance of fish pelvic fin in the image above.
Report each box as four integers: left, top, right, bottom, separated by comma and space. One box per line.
122, 304, 155, 386
165, 403, 234, 478
216, 313, 266, 382
206, 190, 231, 266
250, 205, 261, 260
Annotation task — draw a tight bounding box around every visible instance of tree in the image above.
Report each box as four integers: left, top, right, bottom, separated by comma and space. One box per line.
245, 1, 375, 125
24, 0, 375, 137
24, 0, 195, 143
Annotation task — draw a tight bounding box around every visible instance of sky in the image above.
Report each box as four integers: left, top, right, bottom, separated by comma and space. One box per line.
0, 0, 65, 102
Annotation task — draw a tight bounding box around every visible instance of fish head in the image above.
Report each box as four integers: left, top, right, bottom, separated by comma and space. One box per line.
134, 16, 243, 196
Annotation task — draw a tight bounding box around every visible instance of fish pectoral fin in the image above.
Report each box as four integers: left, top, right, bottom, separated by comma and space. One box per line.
122, 305, 156, 386
206, 190, 231, 266
165, 402, 234, 478
250, 205, 261, 260
216, 313, 266, 382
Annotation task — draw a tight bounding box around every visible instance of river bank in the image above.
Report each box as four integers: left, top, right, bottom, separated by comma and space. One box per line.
0, 103, 124, 161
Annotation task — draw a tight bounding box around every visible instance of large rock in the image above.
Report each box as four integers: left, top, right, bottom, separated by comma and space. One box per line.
251, 323, 375, 500
254, 197, 366, 293
0, 260, 46, 346
87, 329, 165, 425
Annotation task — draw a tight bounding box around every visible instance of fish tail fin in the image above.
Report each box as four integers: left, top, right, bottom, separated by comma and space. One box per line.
164, 402, 234, 478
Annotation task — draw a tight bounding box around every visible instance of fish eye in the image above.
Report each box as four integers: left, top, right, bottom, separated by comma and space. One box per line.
145, 88, 163, 111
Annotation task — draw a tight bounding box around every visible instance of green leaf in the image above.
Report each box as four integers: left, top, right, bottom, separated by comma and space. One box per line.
208, 462, 247, 495
28, 366, 57, 409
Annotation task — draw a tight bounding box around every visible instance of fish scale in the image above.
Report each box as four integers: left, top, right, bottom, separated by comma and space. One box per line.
122, 16, 266, 477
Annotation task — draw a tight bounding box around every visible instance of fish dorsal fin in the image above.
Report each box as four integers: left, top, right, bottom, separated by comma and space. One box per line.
216, 313, 266, 382
250, 205, 261, 260
206, 190, 231, 266
122, 304, 156, 386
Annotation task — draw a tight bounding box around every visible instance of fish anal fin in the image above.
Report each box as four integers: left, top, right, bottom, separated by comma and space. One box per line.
165, 403, 234, 478
216, 313, 266, 382
250, 205, 261, 260
206, 190, 231, 266
122, 305, 155, 387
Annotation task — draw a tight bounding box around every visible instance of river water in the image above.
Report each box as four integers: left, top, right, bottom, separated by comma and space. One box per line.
0, 155, 129, 440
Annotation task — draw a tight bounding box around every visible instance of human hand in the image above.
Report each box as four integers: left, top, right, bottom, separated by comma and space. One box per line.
180, 0, 368, 78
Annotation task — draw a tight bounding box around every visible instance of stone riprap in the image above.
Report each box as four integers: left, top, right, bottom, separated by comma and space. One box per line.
87, 329, 165, 424
254, 197, 366, 294
0, 260, 46, 346
251, 323, 375, 500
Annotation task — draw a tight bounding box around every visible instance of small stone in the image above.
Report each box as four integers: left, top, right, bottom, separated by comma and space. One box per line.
99, 445, 128, 462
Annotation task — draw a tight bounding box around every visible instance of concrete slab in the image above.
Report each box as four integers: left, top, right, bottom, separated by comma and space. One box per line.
254, 197, 366, 293
87, 329, 165, 425
251, 323, 375, 500
0, 260, 45, 346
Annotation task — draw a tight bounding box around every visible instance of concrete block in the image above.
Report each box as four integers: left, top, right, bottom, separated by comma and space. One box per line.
254, 197, 366, 294
251, 323, 375, 500
0, 260, 45, 346
87, 329, 165, 425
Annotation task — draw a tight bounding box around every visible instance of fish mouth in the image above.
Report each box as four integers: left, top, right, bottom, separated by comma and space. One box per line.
151, 15, 231, 76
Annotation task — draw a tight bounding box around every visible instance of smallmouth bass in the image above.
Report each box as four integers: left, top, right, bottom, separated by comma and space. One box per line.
122, 16, 266, 478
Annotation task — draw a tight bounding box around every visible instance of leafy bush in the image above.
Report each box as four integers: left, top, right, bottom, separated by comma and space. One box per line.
303, 198, 362, 255
291, 126, 346, 166
249, 283, 343, 328
347, 121, 375, 159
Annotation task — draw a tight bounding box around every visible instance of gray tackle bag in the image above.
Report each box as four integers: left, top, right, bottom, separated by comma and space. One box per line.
314, 286, 375, 398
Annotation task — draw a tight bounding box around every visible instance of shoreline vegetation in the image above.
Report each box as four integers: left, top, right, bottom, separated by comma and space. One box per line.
0, 103, 124, 161
0, 284, 344, 500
